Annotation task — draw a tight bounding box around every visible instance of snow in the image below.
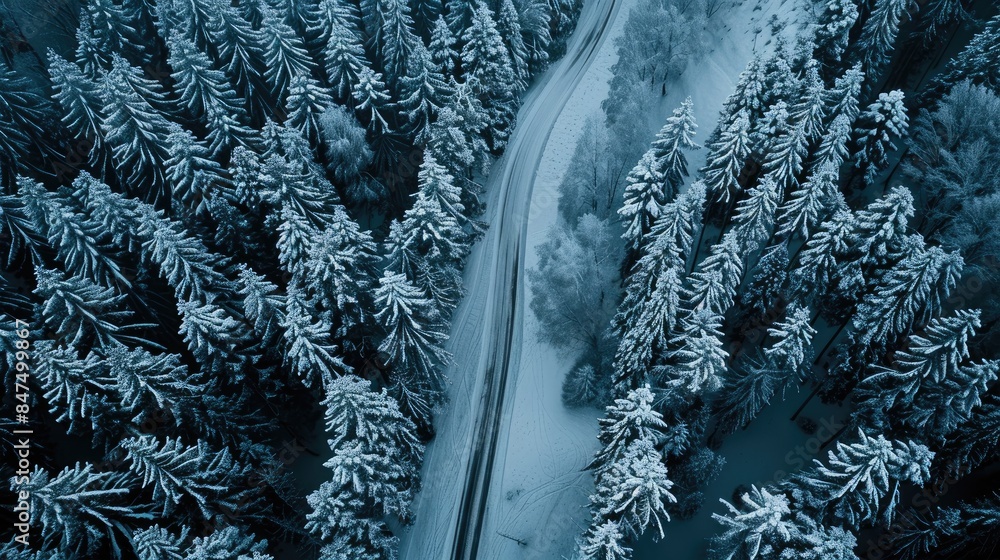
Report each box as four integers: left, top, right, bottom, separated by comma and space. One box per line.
403, 0, 836, 558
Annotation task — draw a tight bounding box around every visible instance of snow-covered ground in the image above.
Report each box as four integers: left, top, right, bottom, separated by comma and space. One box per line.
397, 1, 625, 558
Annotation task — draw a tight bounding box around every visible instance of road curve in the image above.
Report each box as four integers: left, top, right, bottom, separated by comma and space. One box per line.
398, 1, 622, 558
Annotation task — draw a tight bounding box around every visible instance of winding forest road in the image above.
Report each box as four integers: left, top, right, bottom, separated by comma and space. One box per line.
398, 0, 622, 558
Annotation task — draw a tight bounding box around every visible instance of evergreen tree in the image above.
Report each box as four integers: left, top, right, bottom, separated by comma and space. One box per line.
812, 114, 852, 171
322, 16, 367, 100
619, 149, 666, 252
591, 439, 676, 539
177, 298, 249, 376
164, 128, 230, 215
764, 302, 816, 381
259, 3, 316, 103
206, 0, 267, 110
428, 15, 457, 74
855, 0, 913, 78
852, 245, 963, 346
498, 0, 530, 92
121, 435, 239, 517
132, 525, 188, 560
461, 0, 517, 149
14, 463, 150, 557
47, 51, 105, 166
927, 13, 1000, 95
285, 75, 335, 141
667, 309, 727, 395
280, 288, 345, 389
374, 271, 451, 392
353, 67, 394, 132
789, 62, 827, 143
813, 0, 859, 68
702, 110, 751, 203
376, 0, 422, 86
652, 97, 699, 193
589, 385, 668, 475
184, 527, 272, 560
740, 243, 790, 321
761, 119, 809, 192
732, 176, 780, 252
99, 57, 174, 202
34, 268, 138, 348
687, 234, 744, 314
87, 0, 145, 63
400, 43, 453, 140
579, 520, 632, 560
777, 161, 840, 241
168, 31, 256, 154
18, 176, 128, 287
614, 266, 682, 389
33, 340, 101, 432
791, 430, 932, 529
0, 64, 58, 187
853, 90, 908, 185
825, 64, 864, 124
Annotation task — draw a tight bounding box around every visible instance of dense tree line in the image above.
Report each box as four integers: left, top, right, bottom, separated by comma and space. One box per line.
525, 0, 1000, 558
0, 0, 583, 558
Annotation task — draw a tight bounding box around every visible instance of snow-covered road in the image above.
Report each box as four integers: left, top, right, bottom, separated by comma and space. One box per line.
398, 1, 623, 557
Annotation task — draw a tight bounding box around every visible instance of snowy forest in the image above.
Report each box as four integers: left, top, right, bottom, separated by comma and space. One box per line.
2, 0, 1000, 558
528, 0, 1000, 558
0, 0, 580, 558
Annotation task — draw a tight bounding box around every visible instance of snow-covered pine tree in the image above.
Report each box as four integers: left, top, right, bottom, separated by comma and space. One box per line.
134, 205, 234, 302
667, 309, 727, 395
791, 208, 857, 300
855, 0, 914, 79
461, 0, 517, 150
907, 359, 999, 439
47, 51, 105, 166
812, 114, 853, 172
306, 376, 423, 553
284, 75, 335, 141
33, 340, 101, 432
591, 439, 676, 539
376, 0, 422, 88
739, 243, 790, 321
498, 0, 530, 93
400, 43, 453, 141
614, 266, 682, 390
428, 15, 457, 74
168, 30, 256, 155
579, 520, 632, 560
825, 64, 864, 124
589, 384, 668, 475
652, 97, 699, 194
353, 67, 394, 132
283, 285, 344, 381
852, 244, 963, 347
702, 110, 751, 204
813, 0, 859, 70
132, 525, 188, 560
777, 161, 841, 241
18, 176, 128, 287
87, 0, 146, 64
177, 298, 249, 377
33, 268, 141, 348
731, 176, 780, 252
99, 57, 174, 202
258, 3, 316, 103
789, 62, 827, 143
764, 302, 816, 381
14, 463, 150, 557
205, 0, 266, 110
926, 12, 1000, 96
790, 430, 932, 529
374, 271, 451, 392
164, 128, 231, 215
121, 435, 239, 517
687, 234, 743, 314
184, 526, 272, 560
761, 118, 809, 192
619, 149, 666, 253
853, 90, 908, 185
75, 13, 111, 76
